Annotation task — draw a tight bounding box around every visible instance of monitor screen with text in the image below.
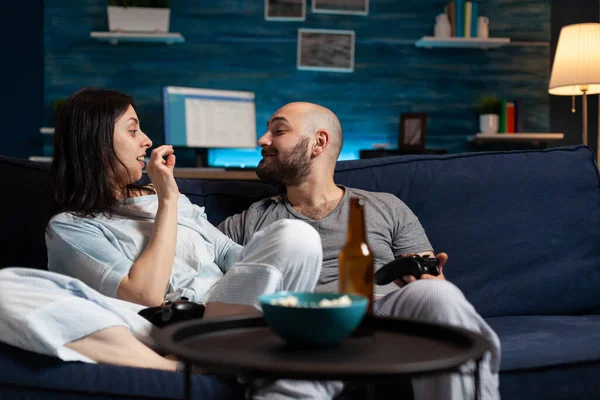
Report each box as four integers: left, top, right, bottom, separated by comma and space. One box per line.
163, 86, 257, 149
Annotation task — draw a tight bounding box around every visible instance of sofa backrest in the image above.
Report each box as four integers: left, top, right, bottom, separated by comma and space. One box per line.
333, 145, 600, 317
2, 146, 599, 318
0, 156, 278, 270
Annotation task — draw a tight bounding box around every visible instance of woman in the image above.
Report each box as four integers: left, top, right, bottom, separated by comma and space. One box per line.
0, 88, 323, 377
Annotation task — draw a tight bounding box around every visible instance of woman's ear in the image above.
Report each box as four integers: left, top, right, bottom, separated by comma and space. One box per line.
312, 129, 329, 157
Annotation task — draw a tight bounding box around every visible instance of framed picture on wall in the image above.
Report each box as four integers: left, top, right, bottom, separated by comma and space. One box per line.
265, 0, 306, 21
399, 113, 428, 150
297, 29, 355, 72
312, 0, 369, 15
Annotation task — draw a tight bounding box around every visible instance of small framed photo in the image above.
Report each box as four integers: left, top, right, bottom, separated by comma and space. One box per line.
399, 113, 428, 150
312, 0, 369, 15
297, 29, 355, 73
265, 0, 306, 21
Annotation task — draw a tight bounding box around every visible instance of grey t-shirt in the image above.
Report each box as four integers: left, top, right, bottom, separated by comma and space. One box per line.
218, 186, 433, 296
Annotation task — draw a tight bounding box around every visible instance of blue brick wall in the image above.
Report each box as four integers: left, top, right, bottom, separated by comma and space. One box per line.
44, 0, 550, 166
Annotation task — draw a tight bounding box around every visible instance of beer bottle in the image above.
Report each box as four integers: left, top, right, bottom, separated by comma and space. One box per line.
338, 197, 374, 314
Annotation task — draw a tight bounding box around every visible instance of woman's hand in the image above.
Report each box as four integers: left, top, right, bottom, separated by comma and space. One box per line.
146, 145, 179, 202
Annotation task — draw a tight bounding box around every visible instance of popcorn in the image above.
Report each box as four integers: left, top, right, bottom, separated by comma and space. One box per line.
270, 295, 300, 307
270, 295, 352, 308
318, 295, 352, 307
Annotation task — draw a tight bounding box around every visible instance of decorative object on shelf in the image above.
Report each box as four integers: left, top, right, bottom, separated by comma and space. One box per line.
476, 96, 501, 134
548, 22, 600, 165
312, 0, 368, 16
297, 29, 355, 72
422, 1, 505, 49
477, 16, 489, 39
434, 13, 452, 38
90, 31, 184, 45
443, 1, 481, 38
415, 37, 509, 49
399, 113, 428, 151
265, 0, 305, 21
107, 0, 170, 33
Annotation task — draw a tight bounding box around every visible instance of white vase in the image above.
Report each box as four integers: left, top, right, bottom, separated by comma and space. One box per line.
479, 114, 499, 134
107, 6, 170, 33
434, 14, 451, 38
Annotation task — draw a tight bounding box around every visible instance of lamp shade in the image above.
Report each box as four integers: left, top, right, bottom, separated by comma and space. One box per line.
549, 23, 600, 96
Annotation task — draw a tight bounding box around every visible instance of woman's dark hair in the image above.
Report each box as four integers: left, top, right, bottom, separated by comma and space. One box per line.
47, 88, 152, 225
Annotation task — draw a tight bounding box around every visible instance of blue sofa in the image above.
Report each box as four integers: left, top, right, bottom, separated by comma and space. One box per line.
1, 145, 599, 399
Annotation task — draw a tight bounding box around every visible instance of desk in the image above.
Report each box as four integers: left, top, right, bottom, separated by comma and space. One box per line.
174, 168, 259, 180
468, 133, 564, 151
154, 315, 491, 400
359, 149, 448, 159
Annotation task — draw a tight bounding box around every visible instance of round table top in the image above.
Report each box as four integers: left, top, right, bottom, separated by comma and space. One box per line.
153, 315, 491, 381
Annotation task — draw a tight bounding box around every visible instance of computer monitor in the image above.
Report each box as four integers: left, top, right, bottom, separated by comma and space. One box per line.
163, 86, 257, 166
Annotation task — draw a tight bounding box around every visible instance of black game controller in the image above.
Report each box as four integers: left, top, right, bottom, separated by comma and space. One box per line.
138, 297, 205, 327
375, 254, 441, 285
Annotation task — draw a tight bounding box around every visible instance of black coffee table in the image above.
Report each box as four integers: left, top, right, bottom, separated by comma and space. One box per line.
153, 315, 491, 400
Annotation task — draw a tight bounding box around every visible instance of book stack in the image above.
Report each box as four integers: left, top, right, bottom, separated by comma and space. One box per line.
498, 100, 524, 134
445, 1, 480, 38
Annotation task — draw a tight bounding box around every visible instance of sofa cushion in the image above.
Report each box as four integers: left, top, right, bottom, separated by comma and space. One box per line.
0, 342, 241, 399
500, 361, 600, 400
333, 146, 600, 318
486, 315, 600, 371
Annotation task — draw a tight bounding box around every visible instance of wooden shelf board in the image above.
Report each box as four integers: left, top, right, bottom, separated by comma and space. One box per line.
469, 133, 565, 142
90, 32, 185, 45
415, 36, 510, 49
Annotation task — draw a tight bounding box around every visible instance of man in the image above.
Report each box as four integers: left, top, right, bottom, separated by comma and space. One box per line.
218, 102, 501, 400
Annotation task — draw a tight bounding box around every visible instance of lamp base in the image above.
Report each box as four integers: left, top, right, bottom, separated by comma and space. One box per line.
582, 90, 588, 146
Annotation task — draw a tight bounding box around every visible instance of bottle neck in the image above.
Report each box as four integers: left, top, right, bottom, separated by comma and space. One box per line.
346, 198, 367, 245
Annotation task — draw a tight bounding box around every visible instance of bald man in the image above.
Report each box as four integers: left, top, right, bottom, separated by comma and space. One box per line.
218, 102, 501, 400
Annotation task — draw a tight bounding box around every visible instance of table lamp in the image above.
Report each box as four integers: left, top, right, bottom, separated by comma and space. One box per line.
548, 23, 600, 165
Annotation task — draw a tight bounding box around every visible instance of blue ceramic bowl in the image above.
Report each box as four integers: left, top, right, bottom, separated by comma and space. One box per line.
259, 292, 368, 347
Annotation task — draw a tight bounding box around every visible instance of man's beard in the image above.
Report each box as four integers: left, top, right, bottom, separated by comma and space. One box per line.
256, 137, 312, 186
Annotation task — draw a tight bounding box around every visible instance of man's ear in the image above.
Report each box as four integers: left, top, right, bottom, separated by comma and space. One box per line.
312, 130, 329, 157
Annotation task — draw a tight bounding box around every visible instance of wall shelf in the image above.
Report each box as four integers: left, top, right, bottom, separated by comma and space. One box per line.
415, 36, 510, 49
174, 168, 259, 181
28, 156, 53, 163
90, 32, 185, 45
469, 133, 564, 142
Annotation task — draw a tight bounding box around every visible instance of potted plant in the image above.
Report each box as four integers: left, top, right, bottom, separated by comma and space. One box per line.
476, 96, 501, 134
107, 0, 170, 33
